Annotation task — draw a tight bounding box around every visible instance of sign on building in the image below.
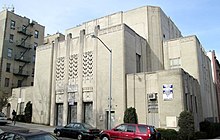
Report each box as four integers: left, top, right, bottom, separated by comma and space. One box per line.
163, 84, 173, 100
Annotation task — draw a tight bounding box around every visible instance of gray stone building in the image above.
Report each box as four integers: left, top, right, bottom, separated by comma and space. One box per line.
164, 36, 218, 122
8, 6, 218, 131
0, 9, 44, 116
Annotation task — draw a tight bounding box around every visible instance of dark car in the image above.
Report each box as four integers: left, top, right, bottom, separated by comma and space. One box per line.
0, 129, 58, 140
54, 122, 100, 140
0, 112, 7, 125
99, 123, 159, 140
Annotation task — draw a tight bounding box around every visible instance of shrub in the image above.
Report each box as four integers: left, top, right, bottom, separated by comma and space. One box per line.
157, 128, 178, 140
123, 107, 138, 124
178, 111, 194, 140
200, 121, 220, 138
194, 131, 207, 139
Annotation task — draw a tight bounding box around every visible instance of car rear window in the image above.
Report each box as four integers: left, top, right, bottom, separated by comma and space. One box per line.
138, 125, 147, 133
127, 125, 136, 132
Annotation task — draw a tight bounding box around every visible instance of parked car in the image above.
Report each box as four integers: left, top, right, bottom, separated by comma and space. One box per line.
0, 112, 7, 125
99, 123, 159, 140
0, 129, 58, 140
54, 122, 101, 140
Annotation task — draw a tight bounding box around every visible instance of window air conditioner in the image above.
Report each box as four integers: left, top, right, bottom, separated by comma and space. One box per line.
148, 93, 156, 100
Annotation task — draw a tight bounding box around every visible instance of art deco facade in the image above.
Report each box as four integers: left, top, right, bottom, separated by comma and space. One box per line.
8, 6, 218, 130
0, 9, 44, 96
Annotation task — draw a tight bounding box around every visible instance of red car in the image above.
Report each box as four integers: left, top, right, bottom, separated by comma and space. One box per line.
99, 123, 158, 140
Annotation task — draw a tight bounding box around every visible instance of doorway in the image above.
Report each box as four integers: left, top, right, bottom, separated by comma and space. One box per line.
56, 103, 63, 126
67, 103, 77, 124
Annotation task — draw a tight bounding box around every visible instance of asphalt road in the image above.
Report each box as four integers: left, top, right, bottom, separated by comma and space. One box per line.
0, 123, 74, 140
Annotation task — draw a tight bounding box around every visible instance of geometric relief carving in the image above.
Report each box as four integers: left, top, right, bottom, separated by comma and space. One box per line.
55, 80, 64, 92
69, 54, 78, 80
56, 57, 65, 81
56, 94, 64, 103
82, 51, 93, 81
83, 92, 93, 102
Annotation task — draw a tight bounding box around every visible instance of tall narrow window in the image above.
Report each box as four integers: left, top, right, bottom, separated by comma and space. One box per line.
9, 34, 14, 43
5, 78, 9, 87
34, 30, 39, 38
6, 63, 11, 72
10, 20, 15, 29
7, 48, 12, 58
136, 53, 141, 73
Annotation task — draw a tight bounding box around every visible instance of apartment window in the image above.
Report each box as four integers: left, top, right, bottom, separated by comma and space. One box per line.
17, 80, 22, 87
19, 66, 23, 74
5, 78, 10, 87
34, 42, 38, 50
136, 53, 141, 73
9, 34, 14, 43
10, 20, 16, 29
7, 48, 12, 58
6, 63, 11, 72
170, 57, 181, 68
22, 25, 26, 33
34, 30, 39, 38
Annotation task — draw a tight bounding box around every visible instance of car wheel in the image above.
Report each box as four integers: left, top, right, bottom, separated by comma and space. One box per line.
77, 134, 83, 140
56, 131, 61, 137
101, 136, 110, 140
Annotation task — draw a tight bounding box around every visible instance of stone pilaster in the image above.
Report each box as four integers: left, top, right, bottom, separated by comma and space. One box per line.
77, 30, 85, 122
50, 38, 58, 126
62, 34, 72, 126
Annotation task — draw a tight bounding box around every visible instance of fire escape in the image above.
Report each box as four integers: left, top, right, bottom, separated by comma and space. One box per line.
13, 22, 34, 87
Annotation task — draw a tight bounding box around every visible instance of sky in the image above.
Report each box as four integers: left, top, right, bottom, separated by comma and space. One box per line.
1, 0, 220, 58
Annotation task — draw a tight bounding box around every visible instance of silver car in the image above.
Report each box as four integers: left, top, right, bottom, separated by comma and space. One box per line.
0, 112, 7, 125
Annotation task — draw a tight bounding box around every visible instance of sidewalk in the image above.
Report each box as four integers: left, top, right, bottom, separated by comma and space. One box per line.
8, 122, 56, 133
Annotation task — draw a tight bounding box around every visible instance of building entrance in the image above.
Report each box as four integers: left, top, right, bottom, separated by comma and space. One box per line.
84, 102, 93, 125
56, 103, 63, 126
68, 103, 77, 123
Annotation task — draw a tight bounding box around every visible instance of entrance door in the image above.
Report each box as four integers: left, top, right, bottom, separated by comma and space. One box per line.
67, 103, 77, 124
56, 103, 63, 126
84, 102, 93, 125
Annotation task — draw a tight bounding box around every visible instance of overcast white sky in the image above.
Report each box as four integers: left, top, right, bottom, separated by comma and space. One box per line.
1, 0, 220, 57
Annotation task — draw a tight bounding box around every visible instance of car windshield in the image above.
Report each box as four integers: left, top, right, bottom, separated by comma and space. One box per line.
26, 134, 57, 140
83, 123, 94, 129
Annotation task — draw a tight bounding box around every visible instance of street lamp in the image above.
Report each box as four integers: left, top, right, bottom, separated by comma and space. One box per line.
91, 34, 112, 129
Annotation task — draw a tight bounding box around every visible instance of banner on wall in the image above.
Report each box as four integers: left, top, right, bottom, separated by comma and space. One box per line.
163, 84, 173, 100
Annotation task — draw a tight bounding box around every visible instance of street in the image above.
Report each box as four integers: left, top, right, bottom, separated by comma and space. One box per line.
0, 122, 74, 140
0, 122, 220, 140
